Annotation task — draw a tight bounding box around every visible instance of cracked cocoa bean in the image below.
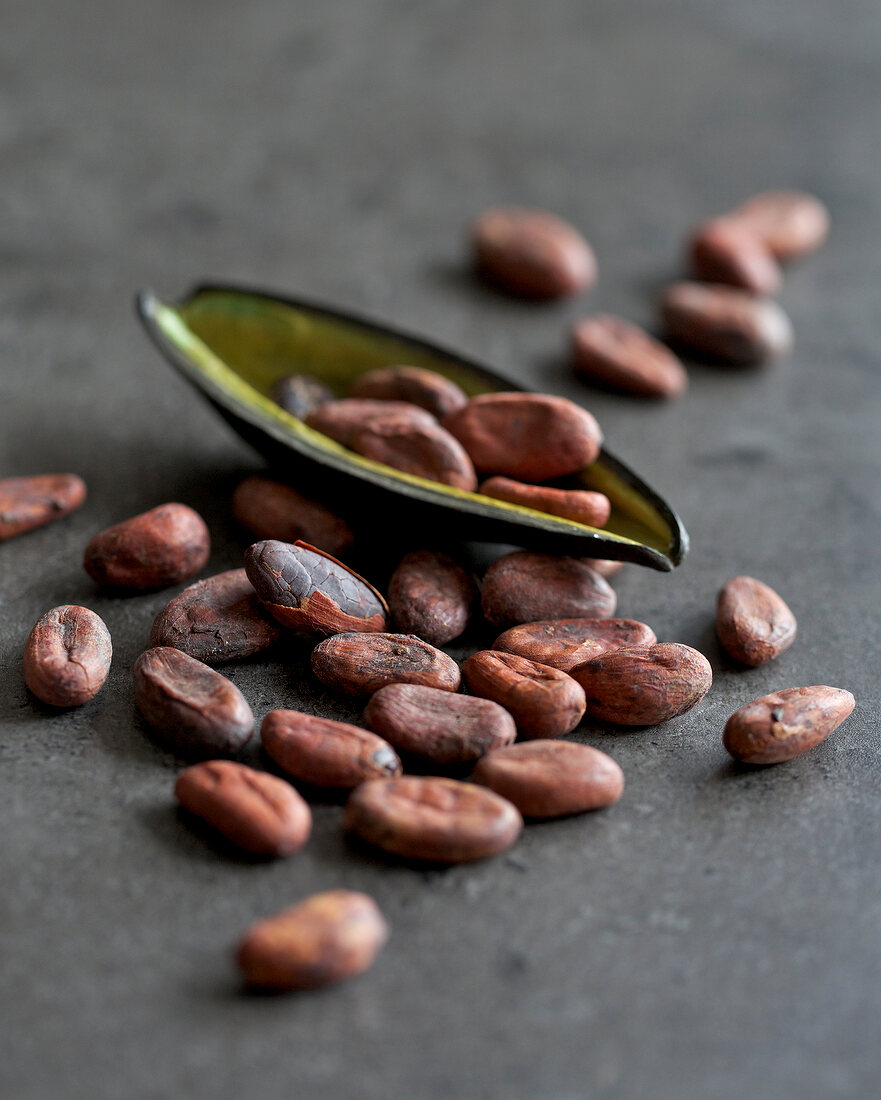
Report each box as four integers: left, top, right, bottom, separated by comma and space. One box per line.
232, 475, 354, 558
660, 282, 793, 364
387, 549, 478, 646
23, 605, 112, 707
727, 191, 830, 261
716, 576, 797, 667
688, 218, 782, 295
493, 617, 657, 672
311, 632, 460, 696
481, 551, 616, 629
271, 373, 335, 419
84, 503, 210, 590
572, 315, 688, 399
462, 650, 586, 738
351, 365, 468, 418
479, 476, 611, 528
0, 473, 87, 542
723, 686, 855, 765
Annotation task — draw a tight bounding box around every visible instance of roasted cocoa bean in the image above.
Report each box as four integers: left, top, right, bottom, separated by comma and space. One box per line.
471, 207, 597, 299
688, 219, 782, 295
481, 551, 616, 629
311, 633, 460, 696
363, 684, 516, 764
271, 373, 335, 419
461, 650, 586, 738
175, 760, 312, 856
571, 642, 712, 726
150, 569, 281, 664
660, 282, 793, 364
349, 415, 478, 490
351, 365, 468, 418
232, 475, 354, 558
723, 686, 855, 765
236, 890, 388, 991
23, 605, 112, 707
0, 473, 87, 542
493, 617, 657, 672
716, 576, 797, 667
345, 776, 523, 863
583, 558, 624, 578
261, 709, 401, 788
728, 191, 830, 261
84, 503, 210, 590
572, 315, 688, 399
442, 393, 603, 482
305, 399, 436, 447
471, 740, 624, 818
479, 476, 610, 528
387, 549, 478, 646
244, 539, 387, 635
133, 646, 254, 758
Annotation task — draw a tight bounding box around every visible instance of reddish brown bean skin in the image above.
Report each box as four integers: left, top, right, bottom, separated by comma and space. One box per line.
133, 647, 254, 758
471, 740, 624, 818
572, 315, 688, 399
84, 503, 210, 590
689, 219, 782, 295
351, 365, 468, 419
462, 650, 586, 739
387, 550, 478, 646
23, 605, 112, 707
311, 633, 461, 696
493, 618, 657, 672
0, 474, 87, 541
472, 208, 597, 300
150, 569, 281, 664
175, 760, 312, 856
728, 191, 830, 261
660, 282, 793, 365
345, 776, 523, 863
716, 576, 797, 667
583, 558, 624, 578
363, 684, 516, 764
349, 416, 478, 491
723, 686, 854, 765
237, 890, 388, 991
479, 477, 610, 528
261, 710, 402, 789
443, 393, 603, 482
232, 475, 354, 558
481, 551, 616, 629
572, 642, 712, 726
305, 399, 436, 447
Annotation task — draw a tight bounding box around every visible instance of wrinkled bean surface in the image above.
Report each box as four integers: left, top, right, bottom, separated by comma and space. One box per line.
0, 473, 86, 542
716, 576, 797, 667
23, 605, 112, 707
723, 686, 854, 764
84, 503, 210, 590
311, 632, 460, 696
462, 650, 586, 739
481, 551, 616, 629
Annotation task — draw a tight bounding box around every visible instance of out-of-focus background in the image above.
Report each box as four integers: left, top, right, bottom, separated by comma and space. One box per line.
2, 2, 880, 1098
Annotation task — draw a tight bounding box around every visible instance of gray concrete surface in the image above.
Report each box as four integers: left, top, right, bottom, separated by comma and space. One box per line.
2, 2, 880, 1097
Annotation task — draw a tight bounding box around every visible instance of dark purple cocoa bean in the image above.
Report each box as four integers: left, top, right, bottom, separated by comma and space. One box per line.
481, 551, 616, 629
84, 503, 210, 591
387, 550, 478, 646
232, 475, 354, 558
345, 776, 522, 863
244, 539, 387, 635
471, 207, 597, 300
349, 415, 477, 491
271, 374, 335, 419
660, 282, 793, 364
688, 219, 782, 295
133, 646, 254, 758
0, 473, 87, 542
493, 617, 657, 672
716, 576, 797, 667
175, 760, 312, 857
351, 365, 468, 418
462, 650, 586, 739
727, 191, 830, 261
571, 642, 712, 726
305, 399, 436, 447
479, 476, 611, 528
261, 710, 401, 789
442, 393, 603, 482
237, 890, 389, 991
311, 633, 460, 696
572, 315, 688, 399
23, 605, 112, 707
723, 686, 855, 765
363, 684, 516, 764
471, 740, 624, 818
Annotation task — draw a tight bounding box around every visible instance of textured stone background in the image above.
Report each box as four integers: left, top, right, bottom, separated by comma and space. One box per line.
2, 2, 880, 1097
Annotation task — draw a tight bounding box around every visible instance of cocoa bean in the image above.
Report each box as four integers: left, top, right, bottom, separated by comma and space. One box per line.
311, 632, 460, 696
471, 207, 597, 299
572, 315, 688, 399
351, 365, 468, 418
442, 393, 603, 482
271, 373, 334, 419
479, 476, 610, 528
150, 569, 281, 664
244, 539, 386, 635
716, 576, 797, 667
728, 191, 830, 260
363, 684, 516, 764
471, 740, 624, 818
345, 776, 522, 863
133, 646, 254, 758
349, 415, 478, 491
493, 617, 657, 672
660, 282, 793, 364
723, 686, 855, 765
583, 558, 624, 578
461, 650, 586, 738
481, 551, 616, 629
571, 642, 712, 726
175, 760, 312, 856
84, 503, 210, 590
688, 219, 782, 295
261, 709, 402, 788
236, 890, 388, 991
232, 475, 354, 558
305, 399, 436, 447
23, 605, 112, 707
387, 549, 478, 646
0, 473, 86, 542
